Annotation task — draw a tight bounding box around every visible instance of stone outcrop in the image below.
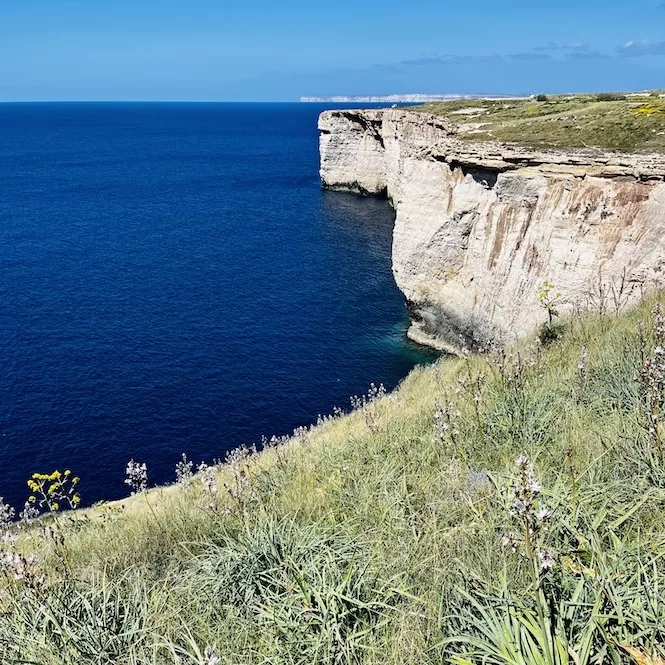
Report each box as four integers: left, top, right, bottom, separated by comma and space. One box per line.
319, 108, 665, 353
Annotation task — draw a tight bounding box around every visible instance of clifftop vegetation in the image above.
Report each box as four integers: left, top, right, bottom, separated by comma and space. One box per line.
2, 292, 665, 663
415, 91, 665, 153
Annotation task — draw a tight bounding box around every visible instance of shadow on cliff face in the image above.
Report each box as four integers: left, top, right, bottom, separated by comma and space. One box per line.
407, 299, 498, 353
322, 181, 389, 198
441, 160, 500, 190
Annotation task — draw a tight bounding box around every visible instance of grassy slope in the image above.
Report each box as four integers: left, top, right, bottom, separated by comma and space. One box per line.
414, 93, 665, 152
3, 296, 665, 663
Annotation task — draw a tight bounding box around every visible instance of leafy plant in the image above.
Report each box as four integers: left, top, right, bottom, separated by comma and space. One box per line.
184, 515, 403, 663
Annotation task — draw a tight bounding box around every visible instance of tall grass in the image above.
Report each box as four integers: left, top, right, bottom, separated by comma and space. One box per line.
2, 294, 665, 663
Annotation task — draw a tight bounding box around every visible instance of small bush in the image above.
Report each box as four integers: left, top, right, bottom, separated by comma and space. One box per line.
535, 94, 549, 102
539, 321, 565, 345
596, 92, 626, 102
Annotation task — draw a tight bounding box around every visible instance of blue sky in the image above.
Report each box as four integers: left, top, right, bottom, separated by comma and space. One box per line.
2, 0, 665, 100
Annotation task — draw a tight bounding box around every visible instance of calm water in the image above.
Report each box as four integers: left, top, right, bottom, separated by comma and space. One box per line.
0, 102, 436, 510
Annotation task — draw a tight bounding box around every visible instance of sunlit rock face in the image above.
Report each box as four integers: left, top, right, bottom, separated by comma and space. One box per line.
319, 108, 665, 353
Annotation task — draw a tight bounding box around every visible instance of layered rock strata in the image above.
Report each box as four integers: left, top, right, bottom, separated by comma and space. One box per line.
319, 108, 665, 353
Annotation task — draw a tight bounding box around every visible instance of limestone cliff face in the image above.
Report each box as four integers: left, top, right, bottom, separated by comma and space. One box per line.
319, 108, 665, 353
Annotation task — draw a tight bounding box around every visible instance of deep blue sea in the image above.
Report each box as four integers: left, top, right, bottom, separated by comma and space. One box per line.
0, 102, 436, 510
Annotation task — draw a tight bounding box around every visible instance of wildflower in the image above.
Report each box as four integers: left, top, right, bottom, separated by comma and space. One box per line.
509, 499, 528, 517
502, 533, 519, 553
0, 498, 15, 529
23, 469, 82, 514
293, 425, 309, 445
527, 476, 541, 494
0, 551, 39, 582
515, 455, 530, 469
223, 445, 255, 510
19, 501, 40, 522
514, 456, 541, 494
368, 382, 386, 402
264, 434, 287, 448
577, 346, 588, 372
504, 455, 556, 585
197, 462, 218, 501
639, 303, 665, 460
200, 646, 221, 665
350, 383, 386, 431
124, 459, 148, 495
175, 453, 194, 485
538, 549, 556, 571
433, 393, 461, 447
316, 407, 343, 426
510, 457, 542, 516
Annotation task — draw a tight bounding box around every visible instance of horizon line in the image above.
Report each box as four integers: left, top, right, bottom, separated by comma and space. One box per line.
0, 91, 535, 104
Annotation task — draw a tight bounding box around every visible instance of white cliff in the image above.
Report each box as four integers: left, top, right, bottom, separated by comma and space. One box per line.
319, 108, 665, 353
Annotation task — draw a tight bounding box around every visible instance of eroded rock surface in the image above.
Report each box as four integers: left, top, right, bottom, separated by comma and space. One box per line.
319, 108, 665, 353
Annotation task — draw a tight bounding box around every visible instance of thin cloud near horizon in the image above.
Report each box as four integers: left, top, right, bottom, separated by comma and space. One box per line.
617, 40, 665, 56
394, 39, 665, 71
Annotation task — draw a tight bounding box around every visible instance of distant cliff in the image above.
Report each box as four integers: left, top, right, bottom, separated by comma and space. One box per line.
319, 108, 665, 353
301, 94, 524, 103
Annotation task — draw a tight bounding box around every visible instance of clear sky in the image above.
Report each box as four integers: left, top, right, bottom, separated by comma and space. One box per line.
2, 0, 665, 101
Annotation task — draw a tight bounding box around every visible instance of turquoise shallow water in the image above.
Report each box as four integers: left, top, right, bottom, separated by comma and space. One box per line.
0, 102, 437, 509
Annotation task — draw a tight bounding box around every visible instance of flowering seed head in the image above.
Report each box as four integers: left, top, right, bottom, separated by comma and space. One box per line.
124, 460, 148, 495
200, 646, 221, 665
175, 453, 194, 485
0, 498, 15, 528
538, 549, 556, 571
515, 455, 530, 469
502, 532, 519, 553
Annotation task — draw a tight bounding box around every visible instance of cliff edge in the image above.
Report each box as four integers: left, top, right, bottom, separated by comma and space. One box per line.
319, 108, 665, 353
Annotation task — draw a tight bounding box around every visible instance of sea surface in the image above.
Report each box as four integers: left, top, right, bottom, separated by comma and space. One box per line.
0, 102, 436, 510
